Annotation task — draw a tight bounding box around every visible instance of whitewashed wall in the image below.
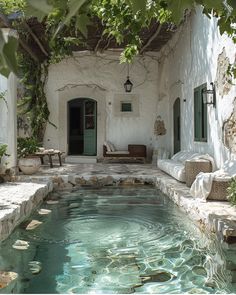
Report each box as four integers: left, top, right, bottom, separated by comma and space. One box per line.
44, 52, 159, 159
157, 7, 236, 168
0, 29, 17, 171
0, 73, 17, 171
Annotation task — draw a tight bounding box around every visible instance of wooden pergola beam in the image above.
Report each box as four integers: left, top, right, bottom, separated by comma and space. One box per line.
0, 13, 40, 62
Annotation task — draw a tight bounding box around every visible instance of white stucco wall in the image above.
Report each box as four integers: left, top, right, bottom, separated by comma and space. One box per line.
0, 29, 17, 171
45, 52, 159, 159
157, 7, 236, 168
0, 73, 17, 171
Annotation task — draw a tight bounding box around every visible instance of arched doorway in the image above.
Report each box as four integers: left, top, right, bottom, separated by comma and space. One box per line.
173, 97, 181, 154
68, 98, 97, 156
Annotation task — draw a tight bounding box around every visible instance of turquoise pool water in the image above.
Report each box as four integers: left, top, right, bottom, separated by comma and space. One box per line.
0, 187, 233, 293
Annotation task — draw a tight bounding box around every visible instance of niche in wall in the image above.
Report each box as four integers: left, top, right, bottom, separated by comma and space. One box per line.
113, 94, 140, 117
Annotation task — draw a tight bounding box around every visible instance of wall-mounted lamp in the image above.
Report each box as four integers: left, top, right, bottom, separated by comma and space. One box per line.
202, 82, 216, 107
124, 64, 133, 93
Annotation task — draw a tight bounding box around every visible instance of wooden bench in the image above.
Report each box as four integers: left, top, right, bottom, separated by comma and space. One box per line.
103, 144, 146, 163
35, 150, 64, 168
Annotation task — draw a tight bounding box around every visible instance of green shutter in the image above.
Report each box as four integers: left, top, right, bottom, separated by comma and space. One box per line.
194, 83, 207, 142
201, 85, 207, 141
194, 89, 200, 141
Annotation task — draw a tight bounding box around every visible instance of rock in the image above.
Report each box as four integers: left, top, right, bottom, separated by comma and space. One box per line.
69, 203, 80, 209
0, 271, 18, 289
38, 209, 51, 215
26, 220, 42, 230
188, 288, 208, 294
192, 266, 207, 276
88, 176, 98, 185
52, 176, 64, 184
102, 176, 114, 186
28, 261, 42, 274
46, 200, 59, 205
12, 240, 29, 250
205, 279, 216, 289
140, 270, 175, 283
75, 177, 86, 186
120, 178, 135, 185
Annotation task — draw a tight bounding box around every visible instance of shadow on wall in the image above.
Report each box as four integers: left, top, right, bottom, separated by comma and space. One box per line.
177, 8, 226, 164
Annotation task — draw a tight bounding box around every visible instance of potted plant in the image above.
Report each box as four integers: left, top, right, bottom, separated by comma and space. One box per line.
0, 144, 8, 163
0, 144, 9, 174
17, 137, 41, 175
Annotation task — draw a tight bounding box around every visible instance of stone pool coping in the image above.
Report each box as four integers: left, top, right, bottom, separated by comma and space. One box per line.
0, 163, 236, 250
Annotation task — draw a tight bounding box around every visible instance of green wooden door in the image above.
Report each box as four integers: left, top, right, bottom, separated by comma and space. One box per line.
173, 97, 181, 154
83, 100, 97, 155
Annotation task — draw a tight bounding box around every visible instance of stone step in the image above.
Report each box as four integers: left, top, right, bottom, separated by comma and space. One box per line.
65, 156, 97, 164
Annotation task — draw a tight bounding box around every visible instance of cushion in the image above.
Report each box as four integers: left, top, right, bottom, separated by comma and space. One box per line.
108, 141, 116, 152
104, 141, 116, 152
104, 141, 112, 152
106, 151, 130, 155
171, 150, 200, 163
158, 159, 186, 182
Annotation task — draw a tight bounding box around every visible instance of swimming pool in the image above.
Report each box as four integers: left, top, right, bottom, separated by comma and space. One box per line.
0, 186, 232, 293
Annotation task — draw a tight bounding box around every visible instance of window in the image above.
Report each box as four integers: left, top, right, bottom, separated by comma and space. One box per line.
121, 102, 132, 112
194, 83, 207, 142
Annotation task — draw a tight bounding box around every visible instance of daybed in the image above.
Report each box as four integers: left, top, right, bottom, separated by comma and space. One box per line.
157, 150, 213, 183
103, 142, 146, 163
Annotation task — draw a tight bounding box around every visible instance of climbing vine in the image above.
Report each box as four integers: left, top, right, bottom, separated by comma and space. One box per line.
18, 57, 50, 142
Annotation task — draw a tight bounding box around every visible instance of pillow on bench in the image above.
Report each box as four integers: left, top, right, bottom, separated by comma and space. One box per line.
104, 141, 116, 152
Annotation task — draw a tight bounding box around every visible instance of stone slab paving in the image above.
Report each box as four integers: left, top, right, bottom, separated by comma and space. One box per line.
0, 181, 53, 241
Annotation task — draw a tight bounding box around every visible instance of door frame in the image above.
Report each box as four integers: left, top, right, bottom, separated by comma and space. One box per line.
67, 97, 97, 156
58, 85, 106, 158
173, 97, 181, 154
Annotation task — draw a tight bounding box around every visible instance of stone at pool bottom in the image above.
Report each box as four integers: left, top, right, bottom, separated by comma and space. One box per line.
140, 270, 175, 283
0, 271, 18, 290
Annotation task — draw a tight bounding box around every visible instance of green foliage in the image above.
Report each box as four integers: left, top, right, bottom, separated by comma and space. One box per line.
0, 144, 8, 163
0, 31, 18, 77
0, 0, 25, 14
18, 56, 50, 141
0, 90, 7, 107
17, 137, 40, 158
227, 177, 236, 205
91, 0, 171, 62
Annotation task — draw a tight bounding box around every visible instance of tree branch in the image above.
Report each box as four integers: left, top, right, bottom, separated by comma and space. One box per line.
140, 24, 163, 54
22, 22, 48, 57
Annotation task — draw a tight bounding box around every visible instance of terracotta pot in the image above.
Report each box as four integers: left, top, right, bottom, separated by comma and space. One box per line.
18, 157, 41, 175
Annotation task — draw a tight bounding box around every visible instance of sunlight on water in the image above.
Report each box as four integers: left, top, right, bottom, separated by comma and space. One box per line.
0, 187, 233, 293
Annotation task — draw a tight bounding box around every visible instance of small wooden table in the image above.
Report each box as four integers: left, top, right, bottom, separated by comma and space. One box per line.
35, 150, 63, 168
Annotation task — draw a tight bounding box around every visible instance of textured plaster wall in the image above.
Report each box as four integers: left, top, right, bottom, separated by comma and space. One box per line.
0, 73, 17, 171
157, 7, 236, 168
0, 29, 17, 171
45, 52, 159, 159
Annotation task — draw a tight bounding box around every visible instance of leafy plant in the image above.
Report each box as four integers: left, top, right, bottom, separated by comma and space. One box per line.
227, 177, 236, 205
17, 137, 40, 158
0, 90, 8, 108
0, 144, 9, 163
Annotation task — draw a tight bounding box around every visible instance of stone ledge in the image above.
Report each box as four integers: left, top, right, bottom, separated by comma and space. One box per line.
0, 181, 53, 242
156, 175, 236, 249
